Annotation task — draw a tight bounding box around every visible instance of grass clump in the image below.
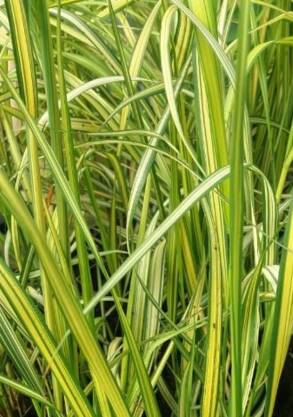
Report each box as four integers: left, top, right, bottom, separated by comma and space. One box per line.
0, 1, 292, 416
